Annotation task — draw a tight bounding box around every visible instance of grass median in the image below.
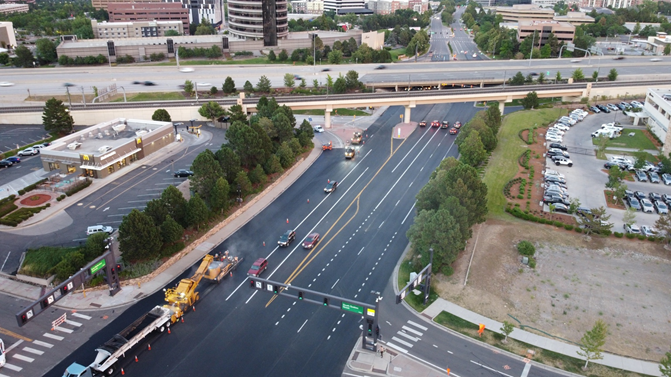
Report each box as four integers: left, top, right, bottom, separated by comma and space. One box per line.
592, 129, 656, 150
482, 108, 566, 218
293, 108, 369, 116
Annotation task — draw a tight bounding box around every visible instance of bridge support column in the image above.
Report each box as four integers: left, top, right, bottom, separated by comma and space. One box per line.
404, 105, 412, 124
480, 82, 484, 88
325, 109, 332, 129
395, 84, 398, 92
499, 101, 505, 115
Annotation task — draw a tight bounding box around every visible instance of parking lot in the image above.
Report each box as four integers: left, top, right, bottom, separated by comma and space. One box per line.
543, 109, 668, 232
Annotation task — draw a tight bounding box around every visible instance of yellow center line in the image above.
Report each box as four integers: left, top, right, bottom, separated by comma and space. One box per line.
264, 130, 408, 308
0, 327, 32, 342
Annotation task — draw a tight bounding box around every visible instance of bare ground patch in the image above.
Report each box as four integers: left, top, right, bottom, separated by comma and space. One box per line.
437, 217, 671, 361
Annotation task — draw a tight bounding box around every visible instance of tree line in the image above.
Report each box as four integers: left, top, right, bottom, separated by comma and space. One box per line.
119, 99, 315, 263
0, 0, 101, 40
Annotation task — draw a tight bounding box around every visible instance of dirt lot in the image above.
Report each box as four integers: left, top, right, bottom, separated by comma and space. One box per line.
435, 218, 671, 361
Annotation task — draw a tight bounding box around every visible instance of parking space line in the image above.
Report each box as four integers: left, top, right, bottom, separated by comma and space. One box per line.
71, 312, 92, 320
64, 319, 82, 327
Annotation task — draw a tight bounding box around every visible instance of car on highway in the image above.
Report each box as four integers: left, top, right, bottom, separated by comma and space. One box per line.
441, 120, 449, 129
613, 56, 625, 60
179, 67, 195, 73
293, 75, 302, 80
430, 120, 440, 127
17, 147, 39, 156
248, 258, 268, 277
570, 59, 581, 63
5, 156, 20, 164
302, 233, 320, 249
374, 65, 386, 70
419, 120, 427, 127
321, 68, 331, 72
143, 81, 156, 86
278, 230, 296, 247
472, 53, 477, 58
174, 169, 194, 178
453, 121, 462, 129
0, 160, 12, 168
313, 125, 325, 133
0, 82, 14, 87
324, 180, 338, 193
651, 58, 663, 62
63, 82, 76, 87
624, 223, 641, 234
449, 127, 458, 134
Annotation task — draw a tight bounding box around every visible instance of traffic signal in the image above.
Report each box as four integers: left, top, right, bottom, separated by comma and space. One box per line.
323, 297, 329, 306
21, 313, 28, 324
61, 285, 68, 295
250, 279, 255, 288
41, 298, 50, 309
273, 285, 279, 294
298, 292, 303, 300
367, 323, 373, 336
116, 263, 122, 272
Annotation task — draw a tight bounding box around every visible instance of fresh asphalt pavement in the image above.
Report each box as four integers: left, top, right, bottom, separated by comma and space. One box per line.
40, 102, 478, 377
0, 123, 226, 275
548, 110, 671, 231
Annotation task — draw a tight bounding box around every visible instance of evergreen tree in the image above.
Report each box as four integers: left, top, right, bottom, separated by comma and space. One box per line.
521, 91, 539, 109
191, 149, 223, 201
183, 80, 194, 96
608, 68, 618, 81
510, 71, 525, 85
186, 194, 209, 230
235, 170, 253, 197
161, 185, 188, 227
249, 164, 267, 186
215, 145, 241, 184
198, 101, 226, 122
152, 109, 172, 122
210, 177, 230, 215
13, 45, 34, 68
406, 207, 463, 276
119, 209, 162, 262
278, 49, 288, 61
459, 130, 487, 167
256, 75, 272, 92
160, 215, 184, 244
572, 68, 585, 81
333, 76, 347, 93
243, 80, 254, 93
223, 76, 236, 93
144, 198, 169, 225
276, 141, 295, 168
42, 98, 74, 136
268, 50, 276, 61
485, 104, 502, 135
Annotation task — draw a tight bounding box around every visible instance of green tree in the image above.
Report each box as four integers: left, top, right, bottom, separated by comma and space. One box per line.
226, 122, 264, 168
198, 101, 226, 123
538, 71, 545, 84
183, 80, 194, 97
459, 130, 487, 167
42, 98, 74, 136
0, 53, 9, 65
572, 68, 585, 81
152, 109, 172, 122
35, 38, 57, 64
606, 166, 626, 189
345, 70, 361, 90
407, 207, 464, 276
190, 149, 223, 201
665, 44, 671, 55
256, 75, 272, 93
633, 21, 641, 35
186, 194, 209, 230
248, 163, 266, 185
608, 68, 618, 81
328, 49, 343, 64
265, 154, 283, 174
623, 207, 637, 227
210, 86, 218, 95
276, 141, 295, 168
195, 19, 216, 35
577, 320, 608, 369
243, 80, 254, 93
510, 71, 525, 85
235, 170, 253, 197
313, 79, 319, 89
556, 71, 562, 82
284, 73, 295, 88
144, 198, 169, 225
160, 215, 184, 244
119, 209, 162, 263
210, 177, 230, 215
13, 45, 34, 68
333, 76, 347, 93
660, 351, 671, 377
161, 185, 188, 227
500, 321, 515, 343
299, 78, 306, 88
298, 119, 315, 147
165, 30, 180, 36
215, 145, 241, 183
83, 232, 108, 261
223, 76, 236, 93
278, 49, 288, 61
654, 214, 671, 244
485, 105, 502, 135
592, 70, 599, 81
521, 91, 539, 110
577, 206, 612, 235
268, 50, 276, 61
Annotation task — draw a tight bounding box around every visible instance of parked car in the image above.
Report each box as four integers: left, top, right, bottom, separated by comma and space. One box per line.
544, 175, 566, 184
641, 225, 657, 237
627, 197, 642, 211
635, 170, 648, 182
640, 198, 655, 213
552, 156, 573, 167
17, 147, 39, 156
630, 101, 643, 108
589, 106, 601, 113
543, 195, 569, 205
553, 124, 570, 131
604, 162, 624, 170
549, 143, 567, 151
634, 191, 647, 200
596, 104, 611, 113
649, 171, 660, 184
607, 104, 619, 111
5, 156, 20, 164
649, 192, 663, 202
173, 169, 193, 178
0, 160, 12, 168
624, 224, 641, 234
576, 207, 592, 217
551, 203, 569, 213
655, 200, 669, 214
663, 173, 671, 185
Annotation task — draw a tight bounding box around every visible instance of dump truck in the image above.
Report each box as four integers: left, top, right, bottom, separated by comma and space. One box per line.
62, 306, 173, 377
345, 147, 355, 159
203, 251, 243, 283
322, 141, 332, 151
351, 132, 362, 145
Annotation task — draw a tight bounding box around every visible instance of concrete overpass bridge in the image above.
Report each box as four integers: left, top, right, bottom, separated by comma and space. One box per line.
0, 80, 668, 127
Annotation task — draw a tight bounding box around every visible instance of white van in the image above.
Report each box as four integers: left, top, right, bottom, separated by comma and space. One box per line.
86, 225, 114, 236
0, 338, 5, 368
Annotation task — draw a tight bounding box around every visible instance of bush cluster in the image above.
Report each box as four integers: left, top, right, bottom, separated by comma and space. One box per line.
56, 194, 66, 201
517, 240, 535, 256
519, 150, 531, 169
0, 204, 49, 226
65, 179, 92, 196
178, 45, 222, 59
518, 128, 534, 145
59, 54, 108, 66
503, 177, 524, 199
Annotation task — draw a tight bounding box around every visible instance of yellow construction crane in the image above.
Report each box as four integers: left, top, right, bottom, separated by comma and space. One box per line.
163, 254, 213, 323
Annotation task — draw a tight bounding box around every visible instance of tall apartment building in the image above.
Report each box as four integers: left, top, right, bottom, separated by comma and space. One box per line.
494, 4, 554, 22
228, 0, 288, 46
324, 0, 365, 13
108, 3, 189, 35
165, 0, 224, 28
91, 20, 184, 38
366, 0, 427, 15
517, 19, 575, 46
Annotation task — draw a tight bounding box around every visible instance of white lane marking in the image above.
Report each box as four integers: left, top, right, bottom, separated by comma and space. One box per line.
521, 361, 532, 377
297, 319, 308, 333
391, 126, 433, 173
401, 325, 423, 336
244, 290, 258, 304
32, 340, 53, 348
470, 360, 514, 377
385, 342, 408, 354
4, 340, 23, 353
42, 333, 64, 341
395, 200, 400, 206
378, 221, 384, 228
64, 319, 82, 327
357, 247, 365, 255
226, 276, 250, 301
391, 336, 414, 348
12, 354, 34, 363
407, 320, 428, 331
71, 312, 92, 320
1, 363, 22, 371
396, 331, 419, 342
385, 321, 392, 326
53, 326, 73, 334
447, 350, 453, 354
331, 279, 340, 289
22, 347, 44, 355
401, 202, 416, 225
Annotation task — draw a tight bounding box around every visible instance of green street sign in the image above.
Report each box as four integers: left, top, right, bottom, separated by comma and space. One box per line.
90, 259, 106, 274
547, 71, 550, 75
341, 302, 363, 315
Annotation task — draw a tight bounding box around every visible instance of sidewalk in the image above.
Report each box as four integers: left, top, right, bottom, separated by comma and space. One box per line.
422, 298, 662, 377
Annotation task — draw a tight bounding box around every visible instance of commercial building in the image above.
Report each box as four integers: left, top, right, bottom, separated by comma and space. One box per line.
108, 3, 190, 35
494, 4, 554, 23
552, 11, 595, 25
0, 3, 29, 14
39, 118, 174, 179
92, 20, 184, 39
0, 22, 17, 49
517, 19, 575, 46
646, 32, 671, 55
324, 0, 365, 13
642, 88, 671, 155
580, 0, 637, 9
228, 0, 288, 46
92, 0, 163, 11
165, 0, 224, 29
361, 31, 384, 49
366, 0, 427, 14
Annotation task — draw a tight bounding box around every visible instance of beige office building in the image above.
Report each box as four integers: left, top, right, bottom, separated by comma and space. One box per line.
361, 31, 384, 50
91, 20, 184, 39
92, 0, 163, 11
0, 22, 17, 49
552, 12, 595, 25
517, 19, 575, 46
0, 3, 29, 14
494, 4, 554, 23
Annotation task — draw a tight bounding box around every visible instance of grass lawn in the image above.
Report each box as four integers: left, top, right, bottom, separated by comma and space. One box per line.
591, 129, 656, 150
483, 108, 567, 218
397, 255, 438, 312
19, 246, 79, 278
112, 92, 185, 102
293, 108, 369, 116
389, 48, 407, 61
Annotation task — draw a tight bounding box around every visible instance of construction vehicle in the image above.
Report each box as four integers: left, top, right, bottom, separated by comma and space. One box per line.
62, 306, 174, 377
351, 132, 362, 145
322, 141, 332, 151
63, 253, 241, 377
345, 147, 355, 159
203, 251, 243, 283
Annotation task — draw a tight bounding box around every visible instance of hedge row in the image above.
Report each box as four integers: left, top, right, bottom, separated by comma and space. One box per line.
504, 178, 524, 199
518, 128, 534, 145
519, 149, 531, 169
18, 179, 48, 196
65, 179, 92, 197
0, 204, 50, 227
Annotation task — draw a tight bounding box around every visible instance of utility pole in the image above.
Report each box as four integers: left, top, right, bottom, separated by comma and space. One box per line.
528, 31, 535, 67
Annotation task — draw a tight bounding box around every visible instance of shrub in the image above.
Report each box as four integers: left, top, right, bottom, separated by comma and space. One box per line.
65, 179, 92, 196
517, 240, 535, 256
647, 236, 657, 242
56, 194, 66, 201
600, 229, 612, 236
517, 194, 523, 199
0, 201, 18, 218
614, 232, 623, 238
18, 189, 25, 195
528, 258, 536, 268
554, 221, 563, 227
564, 224, 574, 230
575, 227, 583, 233
626, 233, 635, 239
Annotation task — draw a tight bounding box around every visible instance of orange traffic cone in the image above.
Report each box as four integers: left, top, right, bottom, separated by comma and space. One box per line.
307, 198, 310, 203
148, 344, 151, 351
193, 306, 196, 311
181, 317, 184, 323
263, 241, 265, 246
168, 327, 171, 334
121, 368, 125, 375
286, 218, 289, 224
135, 356, 138, 363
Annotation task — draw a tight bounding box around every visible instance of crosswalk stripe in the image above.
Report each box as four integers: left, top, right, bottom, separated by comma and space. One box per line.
53, 326, 73, 334
1, 372, 12, 377
401, 325, 423, 337
385, 342, 408, 354
396, 331, 419, 342
33, 340, 54, 348
407, 320, 428, 331
2, 363, 22, 371
64, 319, 82, 327
391, 336, 414, 348
43, 333, 64, 341
22, 347, 44, 355
71, 313, 92, 320
12, 354, 34, 363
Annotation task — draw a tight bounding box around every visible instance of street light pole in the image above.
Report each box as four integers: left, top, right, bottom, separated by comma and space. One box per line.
195, 82, 198, 102
528, 31, 535, 67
